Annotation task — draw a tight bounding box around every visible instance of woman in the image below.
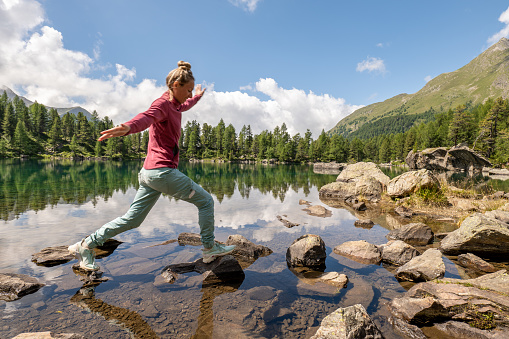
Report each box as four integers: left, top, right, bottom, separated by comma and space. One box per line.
68, 61, 235, 271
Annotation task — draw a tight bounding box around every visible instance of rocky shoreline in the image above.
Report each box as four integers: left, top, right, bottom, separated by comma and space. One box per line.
3, 147, 509, 338
315, 155, 509, 338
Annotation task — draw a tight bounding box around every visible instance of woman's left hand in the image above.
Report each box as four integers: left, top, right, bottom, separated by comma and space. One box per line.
98, 124, 131, 141
195, 84, 206, 97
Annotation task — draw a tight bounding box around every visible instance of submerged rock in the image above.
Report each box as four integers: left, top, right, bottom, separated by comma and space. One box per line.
277, 215, 300, 228
386, 222, 434, 245
333, 240, 381, 265
286, 234, 326, 268
354, 219, 375, 229
302, 205, 332, 217
289, 266, 348, 289
0, 273, 45, 301
299, 199, 312, 205
311, 304, 384, 339
440, 213, 509, 255
395, 248, 445, 282
394, 205, 414, 218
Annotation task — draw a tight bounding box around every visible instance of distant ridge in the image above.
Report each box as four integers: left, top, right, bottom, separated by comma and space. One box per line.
329, 37, 509, 138
0, 85, 93, 120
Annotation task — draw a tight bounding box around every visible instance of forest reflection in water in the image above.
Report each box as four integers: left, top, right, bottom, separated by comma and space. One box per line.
0, 159, 336, 221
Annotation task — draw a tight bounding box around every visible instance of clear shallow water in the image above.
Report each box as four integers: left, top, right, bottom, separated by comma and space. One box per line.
0, 159, 495, 338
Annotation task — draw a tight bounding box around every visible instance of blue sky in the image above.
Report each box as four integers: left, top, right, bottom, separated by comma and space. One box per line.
1, 0, 509, 136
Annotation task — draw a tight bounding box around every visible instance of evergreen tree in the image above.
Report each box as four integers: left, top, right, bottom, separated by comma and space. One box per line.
141, 131, 149, 152
14, 96, 30, 133
245, 125, 253, 155
76, 112, 92, 145
61, 112, 75, 142
214, 119, 226, 156
2, 102, 16, 140
476, 97, 508, 158
222, 124, 236, 158
48, 118, 62, 153
95, 140, 103, 157
30, 102, 49, 136
13, 121, 29, 155
378, 137, 391, 163
0, 91, 7, 135
70, 135, 79, 156
349, 137, 364, 162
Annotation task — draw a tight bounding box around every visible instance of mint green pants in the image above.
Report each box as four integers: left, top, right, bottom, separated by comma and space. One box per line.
85, 167, 215, 249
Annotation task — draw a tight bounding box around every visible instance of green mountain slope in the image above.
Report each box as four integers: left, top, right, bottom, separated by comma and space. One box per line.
329, 37, 509, 138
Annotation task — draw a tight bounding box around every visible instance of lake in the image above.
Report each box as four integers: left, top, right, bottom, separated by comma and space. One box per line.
0, 159, 497, 338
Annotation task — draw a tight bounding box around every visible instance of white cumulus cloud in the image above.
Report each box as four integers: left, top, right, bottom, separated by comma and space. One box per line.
356, 57, 386, 74
228, 0, 261, 12
424, 75, 433, 82
488, 6, 509, 45
0, 0, 360, 137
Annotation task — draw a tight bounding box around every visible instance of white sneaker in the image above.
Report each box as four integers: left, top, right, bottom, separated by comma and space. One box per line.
68, 240, 100, 271
202, 243, 236, 264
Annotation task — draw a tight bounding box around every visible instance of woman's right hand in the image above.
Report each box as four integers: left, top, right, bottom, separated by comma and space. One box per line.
98, 124, 131, 141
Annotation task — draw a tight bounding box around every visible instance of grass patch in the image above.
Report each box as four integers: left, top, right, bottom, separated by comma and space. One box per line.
409, 186, 449, 207
469, 312, 496, 330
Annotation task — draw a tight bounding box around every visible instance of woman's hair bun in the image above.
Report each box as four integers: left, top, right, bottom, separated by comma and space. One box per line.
178, 61, 191, 71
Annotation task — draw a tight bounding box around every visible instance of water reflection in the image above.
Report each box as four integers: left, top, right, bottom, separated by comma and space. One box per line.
70, 284, 159, 339
0, 159, 336, 221
192, 278, 244, 339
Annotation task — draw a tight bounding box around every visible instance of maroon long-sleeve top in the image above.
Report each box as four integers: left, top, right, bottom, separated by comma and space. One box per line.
124, 91, 202, 169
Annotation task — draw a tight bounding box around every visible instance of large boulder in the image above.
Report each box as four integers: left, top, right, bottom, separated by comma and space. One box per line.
319, 162, 389, 203
440, 213, 509, 255
386, 222, 434, 246
387, 169, 440, 198
395, 248, 445, 282
379, 240, 420, 266
311, 304, 385, 339
286, 234, 326, 268
337, 162, 390, 187
406, 145, 491, 172
0, 273, 45, 301
388, 270, 509, 338
333, 240, 381, 265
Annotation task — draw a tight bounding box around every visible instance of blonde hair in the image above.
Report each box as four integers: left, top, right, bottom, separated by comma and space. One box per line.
166, 61, 195, 90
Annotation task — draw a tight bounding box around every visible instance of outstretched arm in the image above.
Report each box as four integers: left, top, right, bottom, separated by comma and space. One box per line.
98, 124, 131, 141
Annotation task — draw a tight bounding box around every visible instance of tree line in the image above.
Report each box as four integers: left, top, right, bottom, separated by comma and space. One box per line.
0, 91, 148, 158
1, 90, 509, 166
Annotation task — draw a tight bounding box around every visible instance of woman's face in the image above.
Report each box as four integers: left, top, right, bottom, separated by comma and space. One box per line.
172, 81, 195, 104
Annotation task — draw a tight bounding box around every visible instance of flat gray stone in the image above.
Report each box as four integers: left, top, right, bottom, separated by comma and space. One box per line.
0, 273, 45, 301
